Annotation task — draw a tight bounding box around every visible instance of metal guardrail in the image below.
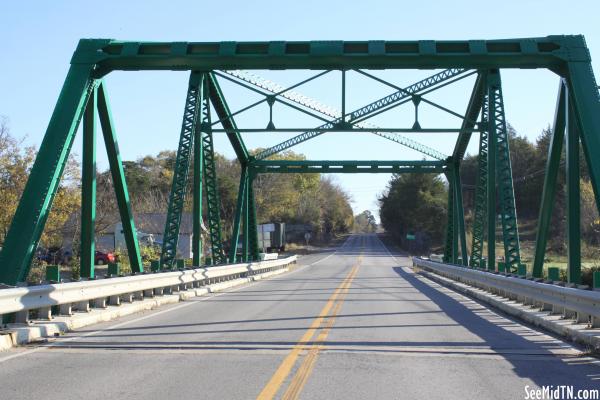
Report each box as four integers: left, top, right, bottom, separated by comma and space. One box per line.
412, 257, 600, 326
0, 256, 297, 322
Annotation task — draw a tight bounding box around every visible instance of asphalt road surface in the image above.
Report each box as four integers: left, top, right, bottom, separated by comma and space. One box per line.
1, 234, 598, 399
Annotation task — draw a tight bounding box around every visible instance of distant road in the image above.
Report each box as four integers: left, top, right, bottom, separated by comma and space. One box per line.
0, 234, 598, 399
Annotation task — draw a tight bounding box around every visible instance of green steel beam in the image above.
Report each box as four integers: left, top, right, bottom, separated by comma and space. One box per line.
80, 37, 586, 75
229, 166, 248, 263
97, 82, 143, 273
255, 69, 469, 160
0, 63, 94, 285
566, 60, 600, 216
487, 85, 497, 272
452, 72, 487, 161
247, 171, 260, 261
488, 70, 521, 272
160, 72, 202, 268
566, 100, 581, 284
251, 160, 445, 174
201, 79, 226, 265
80, 85, 98, 278
207, 73, 249, 163
192, 96, 204, 267
242, 172, 250, 262
470, 94, 489, 268
443, 173, 456, 263
452, 163, 468, 266
532, 81, 566, 278
221, 69, 448, 160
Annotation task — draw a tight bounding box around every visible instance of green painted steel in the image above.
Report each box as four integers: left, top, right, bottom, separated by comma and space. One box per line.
107, 262, 120, 276
242, 172, 250, 262
566, 101, 581, 284
547, 267, 560, 282
81, 85, 98, 279
160, 72, 203, 268
247, 172, 261, 261
97, 82, 143, 273
452, 163, 468, 266
0, 63, 94, 285
443, 173, 456, 263
220, 69, 448, 160
532, 82, 566, 278
566, 61, 600, 215
487, 86, 497, 272
45, 265, 60, 282
470, 93, 489, 268
82, 36, 587, 74
208, 73, 249, 163
4, 35, 600, 285
255, 68, 468, 160
192, 96, 204, 267
229, 166, 248, 263
452, 73, 486, 162
252, 160, 445, 174
201, 82, 226, 265
488, 70, 521, 272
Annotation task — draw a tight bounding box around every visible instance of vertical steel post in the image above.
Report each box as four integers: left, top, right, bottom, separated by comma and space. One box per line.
488, 70, 521, 272
487, 82, 497, 272
160, 72, 202, 268
532, 82, 566, 278
443, 173, 456, 263
453, 163, 468, 266
470, 94, 489, 268
229, 166, 248, 263
81, 85, 98, 278
242, 172, 250, 262
566, 100, 581, 284
247, 170, 260, 261
193, 94, 204, 267
97, 82, 143, 273
566, 61, 600, 215
0, 64, 94, 285
201, 76, 226, 265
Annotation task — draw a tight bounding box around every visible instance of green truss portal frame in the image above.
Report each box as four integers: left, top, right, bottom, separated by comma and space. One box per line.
0, 35, 599, 286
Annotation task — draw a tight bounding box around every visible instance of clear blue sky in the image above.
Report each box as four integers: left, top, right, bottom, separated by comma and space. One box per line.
1, 1, 599, 222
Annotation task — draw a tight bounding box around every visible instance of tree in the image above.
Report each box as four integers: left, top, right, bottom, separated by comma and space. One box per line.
379, 172, 447, 249
0, 116, 80, 247
354, 210, 377, 233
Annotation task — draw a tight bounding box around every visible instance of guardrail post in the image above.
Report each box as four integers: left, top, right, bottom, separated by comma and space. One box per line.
45, 265, 60, 282
76, 301, 90, 312
93, 297, 107, 308
15, 310, 30, 324
547, 267, 560, 282
109, 295, 121, 306
122, 293, 134, 303
108, 262, 120, 277
143, 289, 154, 298
38, 306, 52, 320
575, 312, 590, 324
59, 303, 73, 315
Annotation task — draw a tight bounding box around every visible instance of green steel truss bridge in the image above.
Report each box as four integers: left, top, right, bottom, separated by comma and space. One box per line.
1, 35, 599, 288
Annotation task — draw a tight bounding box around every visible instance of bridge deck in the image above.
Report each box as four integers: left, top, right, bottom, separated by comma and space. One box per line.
0, 234, 597, 399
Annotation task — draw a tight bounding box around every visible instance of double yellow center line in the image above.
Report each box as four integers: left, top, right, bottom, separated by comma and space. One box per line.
257, 253, 363, 400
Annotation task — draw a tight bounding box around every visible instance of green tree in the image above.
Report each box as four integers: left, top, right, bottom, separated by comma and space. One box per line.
379, 172, 447, 248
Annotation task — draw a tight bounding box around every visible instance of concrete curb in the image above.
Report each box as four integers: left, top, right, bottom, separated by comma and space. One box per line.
416, 268, 600, 353
0, 267, 289, 351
